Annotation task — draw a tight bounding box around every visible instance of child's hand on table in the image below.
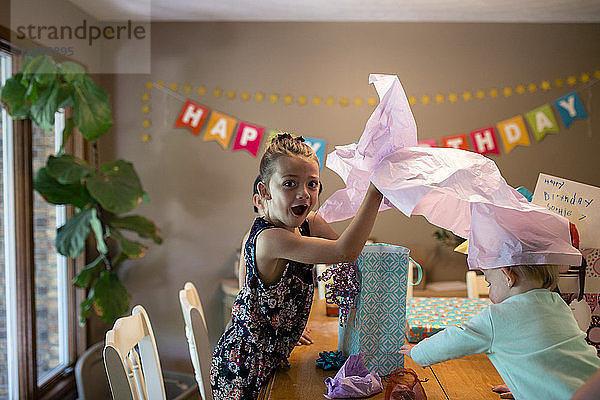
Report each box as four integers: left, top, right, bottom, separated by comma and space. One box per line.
296, 326, 314, 345
399, 344, 415, 357
492, 384, 515, 399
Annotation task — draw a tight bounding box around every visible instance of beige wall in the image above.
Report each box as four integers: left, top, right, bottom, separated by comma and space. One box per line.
99, 22, 600, 370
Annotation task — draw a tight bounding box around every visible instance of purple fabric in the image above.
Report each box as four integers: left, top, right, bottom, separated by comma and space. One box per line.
324, 353, 383, 398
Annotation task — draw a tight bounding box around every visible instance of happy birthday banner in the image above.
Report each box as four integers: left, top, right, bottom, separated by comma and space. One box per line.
171, 96, 328, 167
417, 90, 590, 155
141, 75, 597, 162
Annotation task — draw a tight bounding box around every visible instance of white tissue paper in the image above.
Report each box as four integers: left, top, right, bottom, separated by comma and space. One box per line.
318, 74, 582, 269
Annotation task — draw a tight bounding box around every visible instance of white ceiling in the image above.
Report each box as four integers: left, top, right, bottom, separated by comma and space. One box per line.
72, 0, 600, 22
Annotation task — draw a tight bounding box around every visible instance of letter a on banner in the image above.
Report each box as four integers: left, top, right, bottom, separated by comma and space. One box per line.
204, 111, 237, 149
553, 91, 588, 128
470, 126, 500, 155
525, 104, 559, 141
232, 122, 264, 157
441, 134, 469, 150
174, 100, 210, 136
497, 115, 530, 154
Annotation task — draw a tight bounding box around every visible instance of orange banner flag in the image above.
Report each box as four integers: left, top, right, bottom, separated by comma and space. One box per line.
203, 111, 237, 149
497, 115, 530, 153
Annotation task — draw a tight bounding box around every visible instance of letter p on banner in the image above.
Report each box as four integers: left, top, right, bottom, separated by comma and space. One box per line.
232, 122, 264, 157
175, 100, 210, 136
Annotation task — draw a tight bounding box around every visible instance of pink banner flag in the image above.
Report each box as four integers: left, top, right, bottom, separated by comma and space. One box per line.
232, 122, 264, 157
418, 139, 437, 147
441, 134, 469, 150
174, 100, 210, 136
470, 127, 500, 155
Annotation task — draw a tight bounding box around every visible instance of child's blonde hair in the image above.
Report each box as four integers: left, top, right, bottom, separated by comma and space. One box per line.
505, 265, 560, 290
259, 132, 319, 186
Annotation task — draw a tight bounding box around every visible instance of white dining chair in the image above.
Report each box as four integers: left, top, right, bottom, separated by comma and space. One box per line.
179, 282, 214, 400
466, 270, 490, 298
103, 305, 167, 400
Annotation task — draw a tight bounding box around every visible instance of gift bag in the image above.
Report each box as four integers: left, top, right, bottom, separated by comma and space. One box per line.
338, 243, 422, 376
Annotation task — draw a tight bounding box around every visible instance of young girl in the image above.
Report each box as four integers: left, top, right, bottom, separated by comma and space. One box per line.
210, 133, 383, 400
400, 264, 600, 400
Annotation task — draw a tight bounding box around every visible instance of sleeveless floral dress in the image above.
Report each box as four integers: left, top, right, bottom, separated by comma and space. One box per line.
210, 217, 314, 400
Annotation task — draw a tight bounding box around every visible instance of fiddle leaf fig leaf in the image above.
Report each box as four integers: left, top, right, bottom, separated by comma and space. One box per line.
108, 228, 147, 258
79, 294, 95, 326
30, 79, 59, 131
58, 61, 85, 83
109, 215, 162, 244
72, 255, 104, 288
93, 271, 130, 324
86, 160, 144, 214
34, 167, 93, 208
72, 75, 113, 141
22, 55, 57, 84
56, 208, 95, 258
0, 74, 30, 118
90, 209, 108, 255
56, 84, 74, 109
46, 154, 93, 184
59, 117, 75, 154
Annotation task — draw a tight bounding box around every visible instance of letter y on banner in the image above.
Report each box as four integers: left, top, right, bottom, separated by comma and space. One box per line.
175, 100, 210, 136
554, 91, 588, 128
232, 122, 264, 157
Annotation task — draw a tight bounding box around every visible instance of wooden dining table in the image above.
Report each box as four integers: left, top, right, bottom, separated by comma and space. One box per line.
259, 300, 504, 400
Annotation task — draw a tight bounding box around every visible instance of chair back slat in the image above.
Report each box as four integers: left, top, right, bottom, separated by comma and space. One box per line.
180, 282, 214, 400
104, 305, 167, 400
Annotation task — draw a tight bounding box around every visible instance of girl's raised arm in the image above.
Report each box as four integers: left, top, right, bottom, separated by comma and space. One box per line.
257, 183, 383, 268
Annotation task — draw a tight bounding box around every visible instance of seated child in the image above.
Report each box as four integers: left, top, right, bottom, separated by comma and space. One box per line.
401, 264, 600, 400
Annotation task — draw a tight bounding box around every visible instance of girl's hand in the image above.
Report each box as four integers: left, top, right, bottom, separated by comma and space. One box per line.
492, 384, 514, 399
399, 344, 414, 357
296, 326, 314, 346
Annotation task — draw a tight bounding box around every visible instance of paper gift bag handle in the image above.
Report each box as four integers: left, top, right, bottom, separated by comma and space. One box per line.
408, 257, 423, 286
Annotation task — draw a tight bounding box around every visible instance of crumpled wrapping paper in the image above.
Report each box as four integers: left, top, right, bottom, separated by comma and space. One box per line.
317, 74, 581, 269
324, 353, 383, 398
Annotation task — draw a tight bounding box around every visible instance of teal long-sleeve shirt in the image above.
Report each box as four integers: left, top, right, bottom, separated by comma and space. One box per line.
410, 289, 600, 400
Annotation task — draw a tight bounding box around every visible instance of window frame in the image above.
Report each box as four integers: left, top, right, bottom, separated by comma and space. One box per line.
2, 30, 88, 400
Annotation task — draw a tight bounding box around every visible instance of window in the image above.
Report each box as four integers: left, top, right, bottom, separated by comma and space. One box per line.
1, 47, 85, 399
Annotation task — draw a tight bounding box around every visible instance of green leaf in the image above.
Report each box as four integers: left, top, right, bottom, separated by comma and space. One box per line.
58, 61, 85, 83
93, 270, 130, 324
59, 117, 75, 154
56, 208, 95, 258
72, 255, 104, 288
56, 84, 74, 110
86, 160, 144, 214
22, 56, 57, 84
79, 295, 95, 326
72, 75, 113, 141
109, 215, 162, 244
34, 167, 93, 208
46, 154, 93, 184
30, 79, 59, 131
0, 75, 30, 118
90, 210, 108, 255
108, 228, 147, 258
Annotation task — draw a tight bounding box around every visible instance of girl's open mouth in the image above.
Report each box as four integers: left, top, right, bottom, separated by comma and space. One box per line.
291, 205, 308, 216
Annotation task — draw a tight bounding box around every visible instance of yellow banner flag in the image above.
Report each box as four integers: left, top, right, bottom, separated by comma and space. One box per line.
203, 111, 237, 149
497, 115, 530, 154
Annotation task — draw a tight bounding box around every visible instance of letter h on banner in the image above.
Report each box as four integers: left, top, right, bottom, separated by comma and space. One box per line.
470, 127, 500, 155
175, 100, 210, 136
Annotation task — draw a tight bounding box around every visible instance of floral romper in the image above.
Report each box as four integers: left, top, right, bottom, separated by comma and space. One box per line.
210, 217, 314, 400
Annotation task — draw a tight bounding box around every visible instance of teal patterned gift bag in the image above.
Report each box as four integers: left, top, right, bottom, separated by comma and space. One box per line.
337, 243, 422, 376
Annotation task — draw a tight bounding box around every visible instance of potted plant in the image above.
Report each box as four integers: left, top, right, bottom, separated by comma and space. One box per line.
1, 55, 161, 325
